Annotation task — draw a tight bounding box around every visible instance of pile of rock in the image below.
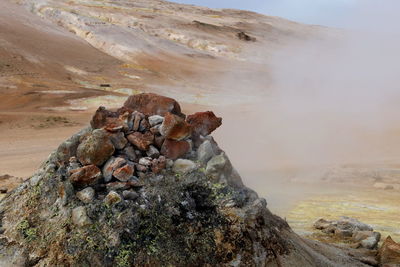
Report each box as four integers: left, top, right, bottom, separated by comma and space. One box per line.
314, 217, 381, 249
58, 93, 237, 208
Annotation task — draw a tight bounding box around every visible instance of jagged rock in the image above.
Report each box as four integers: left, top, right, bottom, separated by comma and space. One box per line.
77, 129, 115, 166
109, 132, 128, 150
102, 157, 127, 182
67, 156, 81, 174
160, 112, 192, 140
148, 115, 164, 126
113, 164, 134, 182
122, 190, 139, 200
187, 111, 222, 137
123, 93, 184, 117
69, 165, 102, 186
197, 140, 215, 163
161, 139, 191, 159
359, 232, 381, 249
90, 106, 118, 129
127, 131, 154, 151
120, 145, 137, 162
131, 112, 144, 132
139, 118, 151, 132
146, 145, 160, 158
206, 153, 229, 178
56, 128, 91, 164
105, 191, 122, 206
72, 206, 92, 227
173, 159, 197, 174
76, 187, 95, 204
139, 157, 152, 166
379, 236, 400, 265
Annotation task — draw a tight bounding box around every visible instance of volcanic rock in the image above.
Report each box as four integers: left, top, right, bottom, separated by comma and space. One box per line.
77, 129, 115, 166
160, 139, 191, 160
127, 131, 154, 151
72, 206, 92, 227
90, 106, 118, 129
69, 165, 102, 186
122, 190, 139, 201
146, 145, 160, 158
123, 93, 184, 117
379, 236, 400, 265
102, 157, 127, 182
173, 159, 197, 174
160, 112, 192, 140
120, 145, 137, 162
206, 153, 230, 179
113, 164, 134, 182
148, 115, 164, 126
187, 111, 222, 137
109, 132, 128, 150
76, 187, 95, 204
197, 140, 215, 163
105, 191, 122, 206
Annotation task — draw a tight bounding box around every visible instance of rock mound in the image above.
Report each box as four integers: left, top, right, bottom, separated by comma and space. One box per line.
0, 94, 372, 266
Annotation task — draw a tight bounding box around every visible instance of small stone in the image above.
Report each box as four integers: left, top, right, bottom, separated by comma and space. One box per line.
154, 135, 165, 149
360, 232, 381, 249
139, 157, 152, 166
69, 165, 102, 186
76, 187, 95, 204
150, 125, 161, 134
121, 146, 137, 162
136, 164, 148, 172
173, 159, 197, 174
105, 191, 122, 206
72, 206, 92, 227
127, 131, 154, 151
314, 218, 332, 230
206, 153, 228, 177
160, 112, 191, 141
139, 118, 151, 132
76, 129, 115, 166
132, 112, 144, 131
186, 111, 222, 136
197, 140, 215, 163
148, 115, 164, 126
0, 187, 7, 194
102, 157, 127, 182
113, 164, 134, 182
109, 132, 128, 150
146, 145, 160, 158
160, 139, 191, 160
122, 190, 139, 200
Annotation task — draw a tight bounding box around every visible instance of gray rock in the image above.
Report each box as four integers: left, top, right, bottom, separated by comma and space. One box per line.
206, 153, 228, 177
76, 187, 95, 204
110, 132, 128, 150
122, 190, 139, 200
148, 115, 164, 126
360, 232, 381, 249
197, 140, 215, 163
146, 145, 160, 158
72, 206, 92, 227
173, 159, 197, 174
139, 157, 152, 166
105, 191, 122, 206
122, 146, 137, 161
102, 157, 126, 182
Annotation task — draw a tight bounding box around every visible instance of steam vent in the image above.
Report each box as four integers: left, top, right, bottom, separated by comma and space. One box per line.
0, 94, 371, 266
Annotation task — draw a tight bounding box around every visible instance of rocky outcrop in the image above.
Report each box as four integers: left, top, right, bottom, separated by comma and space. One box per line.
0, 94, 374, 266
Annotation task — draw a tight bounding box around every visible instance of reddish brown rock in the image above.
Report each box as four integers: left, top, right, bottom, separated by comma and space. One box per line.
151, 156, 167, 174
91, 106, 126, 132
127, 132, 154, 151
160, 139, 190, 160
69, 165, 102, 186
102, 157, 127, 182
113, 164, 135, 182
379, 236, 400, 265
76, 129, 115, 166
154, 135, 165, 149
123, 93, 184, 117
160, 112, 192, 141
186, 111, 222, 136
